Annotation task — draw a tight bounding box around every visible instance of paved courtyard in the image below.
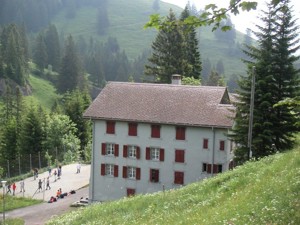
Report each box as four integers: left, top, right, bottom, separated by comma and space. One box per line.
1, 163, 91, 224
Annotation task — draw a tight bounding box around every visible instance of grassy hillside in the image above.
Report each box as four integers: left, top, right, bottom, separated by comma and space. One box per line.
25, 74, 60, 110
47, 138, 300, 225
52, 0, 247, 78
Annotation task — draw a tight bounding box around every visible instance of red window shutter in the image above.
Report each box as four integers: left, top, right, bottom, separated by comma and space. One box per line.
123, 166, 127, 178
106, 121, 115, 134
123, 145, 128, 157
207, 164, 212, 173
114, 144, 119, 157
151, 125, 160, 138
175, 150, 184, 163
213, 164, 218, 174
136, 146, 140, 159
101, 143, 106, 155
176, 127, 185, 140
146, 147, 150, 160
136, 168, 141, 180
114, 165, 118, 177
155, 170, 159, 182
101, 164, 105, 176
127, 188, 135, 197
203, 139, 208, 149
128, 123, 137, 136
220, 141, 225, 151
160, 148, 164, 161
174, 171, 184, 184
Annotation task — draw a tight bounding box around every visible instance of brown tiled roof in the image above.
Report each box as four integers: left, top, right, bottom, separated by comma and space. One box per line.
83, 82, 235, 128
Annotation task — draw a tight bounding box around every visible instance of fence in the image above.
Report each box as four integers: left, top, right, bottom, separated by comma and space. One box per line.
1, 151, 64, 179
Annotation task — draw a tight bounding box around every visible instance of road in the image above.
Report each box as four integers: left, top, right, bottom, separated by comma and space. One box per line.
0, 163, 90, 225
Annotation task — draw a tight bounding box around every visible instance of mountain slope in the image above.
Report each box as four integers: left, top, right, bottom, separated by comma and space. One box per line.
51, 0, 246, 77
47, 138, 300, 225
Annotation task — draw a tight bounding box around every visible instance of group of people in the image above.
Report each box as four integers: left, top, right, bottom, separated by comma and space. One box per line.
48, 188, 76, 203
5, 180, 25, 196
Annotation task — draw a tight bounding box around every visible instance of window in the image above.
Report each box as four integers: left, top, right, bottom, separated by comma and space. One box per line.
219, 140, 225, 151
123, 166, 141, 180
106, 121, 115, 134
176, 126, 186, 140
175, 149, 185, 163
101, 164, 118, 177
102, 143, 119, 156
203, 138, 209, 149
150, 169, 159, 183
174, 171, 184, 185
123, 145, 140, 159
128, 123, 137, 136
127, 188, 135, 197
146, 147, 164, 161
151, 125, 161, 138
202, 163, 222, 174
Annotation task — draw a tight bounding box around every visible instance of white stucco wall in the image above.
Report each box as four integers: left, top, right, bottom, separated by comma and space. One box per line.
89, 120, 233, 202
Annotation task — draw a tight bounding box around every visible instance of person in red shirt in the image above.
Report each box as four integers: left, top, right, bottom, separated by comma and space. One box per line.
12, 182, 16, 195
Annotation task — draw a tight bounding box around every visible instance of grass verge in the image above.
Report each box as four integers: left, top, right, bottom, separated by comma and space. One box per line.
46, 144, 300, 225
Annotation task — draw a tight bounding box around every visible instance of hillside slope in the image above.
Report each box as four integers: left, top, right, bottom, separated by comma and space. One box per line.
52, 0, 246, 77
47, 139, 300, 225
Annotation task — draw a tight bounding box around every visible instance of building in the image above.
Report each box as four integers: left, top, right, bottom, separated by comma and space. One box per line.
83, 76, 235, 202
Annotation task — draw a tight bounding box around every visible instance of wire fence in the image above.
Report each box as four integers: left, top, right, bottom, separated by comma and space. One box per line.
1, 152, 64, 179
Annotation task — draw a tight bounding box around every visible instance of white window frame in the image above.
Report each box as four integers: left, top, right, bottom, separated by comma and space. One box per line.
151, 147, 160, 161
127, 166, 136, 179
106, 143, 115, 156
105, 164, 114, 176
128, 145, 137, 158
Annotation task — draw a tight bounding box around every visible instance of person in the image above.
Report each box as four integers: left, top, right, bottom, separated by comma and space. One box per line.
20, 180, 25, 192
54, 170, 57, 182
76, 163, 81, 174
12, 182, 16, 195
33, 168, 39, 180
57, 168, 61, 179
6, 183, 11, 194
46, 177, 51, 190
38, 179, 42, 192
56, 189, 62, 198
48, 166, 52, 176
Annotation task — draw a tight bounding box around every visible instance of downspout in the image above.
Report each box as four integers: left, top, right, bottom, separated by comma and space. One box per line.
90, 120, 96, 203
211, 127, 215, 177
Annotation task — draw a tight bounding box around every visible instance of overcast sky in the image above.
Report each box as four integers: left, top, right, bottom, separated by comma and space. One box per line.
162, 0, 300, 34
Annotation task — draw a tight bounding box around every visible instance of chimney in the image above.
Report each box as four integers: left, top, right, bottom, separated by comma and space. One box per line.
171, 74, 181, 85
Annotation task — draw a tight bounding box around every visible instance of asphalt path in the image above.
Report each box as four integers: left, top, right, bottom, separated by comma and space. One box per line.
0, 163, 90, 225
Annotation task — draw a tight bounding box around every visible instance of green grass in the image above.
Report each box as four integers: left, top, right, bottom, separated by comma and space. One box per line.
46, 143, 300, 225
25, 74, 60, 110
0, 218, 24, 225
0, 195, 42, 213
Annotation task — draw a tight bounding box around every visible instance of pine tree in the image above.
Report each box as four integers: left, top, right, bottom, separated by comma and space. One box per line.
45, 24, 61, 72
230, 0, 300, 163
180, 6, 202, 79
33, 33, 48, 71
216, 59, 225, 75
145, 9, 185, 83
58, 35, 82, 93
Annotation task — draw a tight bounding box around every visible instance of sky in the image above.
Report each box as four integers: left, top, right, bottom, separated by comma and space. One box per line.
162, 0, 300, 34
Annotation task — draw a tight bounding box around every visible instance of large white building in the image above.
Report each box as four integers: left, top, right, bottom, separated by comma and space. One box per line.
84, 77, 235, 202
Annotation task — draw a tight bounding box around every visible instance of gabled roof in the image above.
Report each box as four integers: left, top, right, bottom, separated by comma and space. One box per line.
83, 82, 235, 128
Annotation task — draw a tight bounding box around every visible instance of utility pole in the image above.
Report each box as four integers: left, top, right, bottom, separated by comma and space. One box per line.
248, 66, 256, 160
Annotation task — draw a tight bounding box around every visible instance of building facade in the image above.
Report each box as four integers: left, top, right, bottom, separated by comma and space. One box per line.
84, 79, 235, 202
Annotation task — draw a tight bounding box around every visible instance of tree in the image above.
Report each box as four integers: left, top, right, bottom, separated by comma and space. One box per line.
201, 57, 212, 84
180, 6, 202, 79
181, 76, 201, 85
63, 89, 91, 158
206, 70, 225, 86
230, 0, 300, 164
58, 35, 82, 93
216, 59, 225, 75
145, 1, 259, 31
45, 24, 61, 72
145, 9, 186, 83
33, 33, 48, 71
